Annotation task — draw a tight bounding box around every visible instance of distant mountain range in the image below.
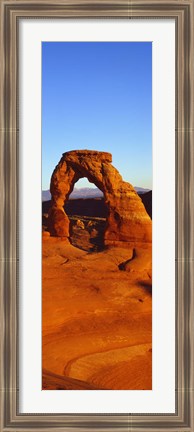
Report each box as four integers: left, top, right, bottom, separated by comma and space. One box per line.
135, 187, 151, 194
42, 186, 151, 201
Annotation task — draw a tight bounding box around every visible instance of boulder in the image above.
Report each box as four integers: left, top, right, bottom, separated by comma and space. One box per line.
76, 219, 85, 230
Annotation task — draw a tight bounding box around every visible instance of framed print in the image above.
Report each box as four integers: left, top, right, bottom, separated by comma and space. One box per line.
42, 40, 153, 393
0, 0, 194, 431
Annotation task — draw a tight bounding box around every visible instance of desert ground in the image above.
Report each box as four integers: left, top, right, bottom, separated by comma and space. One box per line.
42, 198, 152, 390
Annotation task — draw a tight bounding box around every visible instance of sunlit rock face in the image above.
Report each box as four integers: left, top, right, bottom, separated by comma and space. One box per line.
48, 149, 152, 247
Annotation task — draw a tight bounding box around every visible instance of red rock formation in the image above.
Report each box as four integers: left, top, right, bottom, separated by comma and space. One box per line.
48, 150, 152, 247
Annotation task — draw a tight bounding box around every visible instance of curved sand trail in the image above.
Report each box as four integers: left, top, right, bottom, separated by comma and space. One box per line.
64, 343, 152, 390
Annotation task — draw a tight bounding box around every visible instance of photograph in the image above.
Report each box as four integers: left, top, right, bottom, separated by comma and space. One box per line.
42, 41, 153, 390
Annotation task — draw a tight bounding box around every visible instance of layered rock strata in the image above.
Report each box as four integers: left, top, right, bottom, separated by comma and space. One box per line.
48, 150, 152, 247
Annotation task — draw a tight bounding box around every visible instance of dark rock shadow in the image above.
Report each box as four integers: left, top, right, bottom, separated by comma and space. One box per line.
137, 280, 152, 294
118, 249, 136, 270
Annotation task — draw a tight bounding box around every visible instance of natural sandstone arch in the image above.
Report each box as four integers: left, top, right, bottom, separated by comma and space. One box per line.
48, 150, 152, 247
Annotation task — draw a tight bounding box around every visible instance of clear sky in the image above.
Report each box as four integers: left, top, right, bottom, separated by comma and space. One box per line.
42, 42, 152, 190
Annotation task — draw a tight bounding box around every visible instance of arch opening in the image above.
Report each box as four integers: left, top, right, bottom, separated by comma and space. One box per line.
64, 178, 108, 252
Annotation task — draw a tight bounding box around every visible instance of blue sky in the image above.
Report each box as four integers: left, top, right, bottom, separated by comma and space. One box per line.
42, 42, 152, 190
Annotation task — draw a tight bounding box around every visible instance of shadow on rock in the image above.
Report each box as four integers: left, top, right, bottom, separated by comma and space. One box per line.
137, 280, 152, 294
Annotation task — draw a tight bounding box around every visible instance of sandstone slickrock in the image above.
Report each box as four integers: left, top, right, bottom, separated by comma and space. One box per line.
48, 150, 152, 247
